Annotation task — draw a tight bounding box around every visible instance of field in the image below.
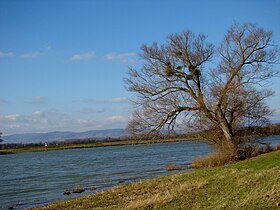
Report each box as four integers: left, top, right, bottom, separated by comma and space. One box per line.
34, 150, 280, 209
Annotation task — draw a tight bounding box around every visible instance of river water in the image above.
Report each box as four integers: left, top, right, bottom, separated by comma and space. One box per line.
0, 136, 279, 210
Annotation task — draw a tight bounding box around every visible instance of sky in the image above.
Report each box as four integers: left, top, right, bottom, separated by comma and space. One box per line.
0, 0, 280, 136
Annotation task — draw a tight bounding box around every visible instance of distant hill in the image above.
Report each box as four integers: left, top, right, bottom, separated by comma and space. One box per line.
2, 129, 128, 144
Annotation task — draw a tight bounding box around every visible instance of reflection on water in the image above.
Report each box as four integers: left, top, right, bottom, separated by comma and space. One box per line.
0, 136, 279, 210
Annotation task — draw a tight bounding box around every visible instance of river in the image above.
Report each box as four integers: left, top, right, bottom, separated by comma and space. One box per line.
0, 136, 279, 210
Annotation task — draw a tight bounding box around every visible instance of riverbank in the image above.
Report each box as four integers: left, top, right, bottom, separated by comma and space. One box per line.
34, 150, 280, 209
0, 137, 199, 155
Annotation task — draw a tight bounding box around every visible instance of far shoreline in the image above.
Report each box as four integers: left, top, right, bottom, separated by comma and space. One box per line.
0, 137, 201, 155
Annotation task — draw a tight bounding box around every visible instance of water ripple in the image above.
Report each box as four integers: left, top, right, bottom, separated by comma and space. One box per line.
0, 137, 278, 210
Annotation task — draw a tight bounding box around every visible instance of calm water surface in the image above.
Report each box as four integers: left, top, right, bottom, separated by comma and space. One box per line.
0, 136, 279, 210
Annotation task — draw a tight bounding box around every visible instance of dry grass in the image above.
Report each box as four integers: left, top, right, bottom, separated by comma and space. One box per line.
165, 164, 184, 171
192, 152, 234, 168
125, 191, 174, 209
125, 178, 208, 209
192, 142, 277, 169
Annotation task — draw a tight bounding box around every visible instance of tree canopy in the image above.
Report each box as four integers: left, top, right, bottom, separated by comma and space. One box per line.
125, 23, 278, 154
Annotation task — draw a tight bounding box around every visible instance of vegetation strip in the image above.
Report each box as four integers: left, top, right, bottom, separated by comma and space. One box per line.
0, 138, 199, 155
34, 150, 280, 210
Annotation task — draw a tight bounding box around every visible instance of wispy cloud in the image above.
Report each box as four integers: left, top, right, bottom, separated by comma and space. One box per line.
21, 51, 42, 59
271, 108, 280, 123
74, 97, 128, 104
105, 115, 127, 123
0, 110, 70, 135
111, 97, 128, 103
0, 98, 9, 105
0, 110, 129, 135
0, 109, 88, 135
0, 51, 14, 58
28, 96, 46, 105
44, 43, 52, 50
32, 111, 46, 118
73, 99, 107, 104
105, 52, 137, 64
70, 51, 95, 61
0, 114, 20, 123
79, 108, 105, 114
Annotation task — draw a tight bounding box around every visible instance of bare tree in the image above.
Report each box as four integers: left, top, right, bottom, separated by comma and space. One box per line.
125, 23, 278, 154
0, 132, 3, 143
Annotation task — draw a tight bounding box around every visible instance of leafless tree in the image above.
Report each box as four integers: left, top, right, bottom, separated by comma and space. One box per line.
0, 132, 3, 143
125, 23, 278, 154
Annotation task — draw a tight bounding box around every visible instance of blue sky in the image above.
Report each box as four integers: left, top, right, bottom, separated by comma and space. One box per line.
0, 0, 279, 135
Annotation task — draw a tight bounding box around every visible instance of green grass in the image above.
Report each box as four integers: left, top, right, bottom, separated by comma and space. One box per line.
34, 150, 280, 210
0, 138, 198, 155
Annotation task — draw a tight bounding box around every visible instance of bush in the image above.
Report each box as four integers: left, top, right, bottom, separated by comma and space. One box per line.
192, 152, 234, 168
193, 142, 276, 169
238, 143, 274, 160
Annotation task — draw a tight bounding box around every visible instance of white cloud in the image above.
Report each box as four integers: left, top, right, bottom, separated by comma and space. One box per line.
0, 110, 61, 135
28, 96, 46, 105
0, 114, 20, 122
106, 115, 127, 123
111, 97, 128, 103
79, 108, 105, 114
21, 51, 42, 58
105, 52, 137, 64
0, 51, 14, 58
0, 108, 129, 135
73, 99, 107, 104
271, 108, 280, 123
33, 111, 45, 118
74, 97, 128, 104
70, 51, 95, 61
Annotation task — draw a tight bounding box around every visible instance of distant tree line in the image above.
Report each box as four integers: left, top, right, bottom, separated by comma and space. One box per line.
0, 137, 123, 149
125, 123, 280, 142
236, 123, 280, 137
1, 124, 280, 150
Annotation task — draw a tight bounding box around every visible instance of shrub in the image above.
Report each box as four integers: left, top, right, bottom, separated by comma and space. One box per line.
192, 152, 234, 168
166, 164, 184, 171
252, 143, 274, 156
193, 142, 276, 169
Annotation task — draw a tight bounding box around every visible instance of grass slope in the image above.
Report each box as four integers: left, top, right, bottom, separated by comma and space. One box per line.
35, 150, 280, 210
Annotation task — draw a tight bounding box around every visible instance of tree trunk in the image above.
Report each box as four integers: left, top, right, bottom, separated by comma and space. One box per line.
215, 105, 237, 153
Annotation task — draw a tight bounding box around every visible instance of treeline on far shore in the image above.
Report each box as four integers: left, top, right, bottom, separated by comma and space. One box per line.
1, 123, 280, 150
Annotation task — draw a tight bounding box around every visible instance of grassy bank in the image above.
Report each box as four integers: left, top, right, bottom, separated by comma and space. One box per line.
34, 150, 280, 210
0, 138, 198, 155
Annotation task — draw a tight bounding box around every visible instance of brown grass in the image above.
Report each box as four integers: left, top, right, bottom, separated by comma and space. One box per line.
192, 152, 234, 168
165, 164, 184, 171
193, 142, 277, 169
125, 179, 208, 209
